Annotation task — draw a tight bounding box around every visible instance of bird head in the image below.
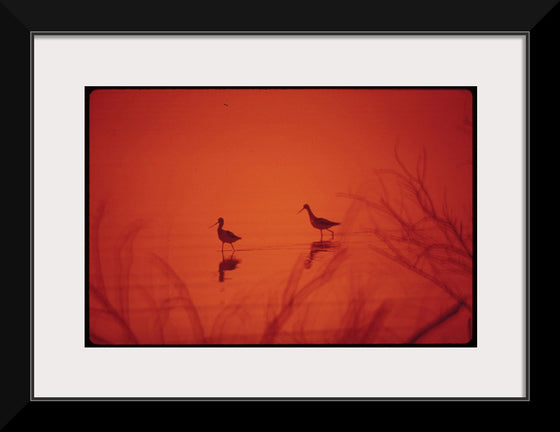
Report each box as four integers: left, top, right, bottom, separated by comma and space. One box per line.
297, 204, 310, 214
209, 217, 224, 228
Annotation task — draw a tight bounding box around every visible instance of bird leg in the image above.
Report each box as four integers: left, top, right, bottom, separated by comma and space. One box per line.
328, 229, 335, 239
320, 230, 323, 242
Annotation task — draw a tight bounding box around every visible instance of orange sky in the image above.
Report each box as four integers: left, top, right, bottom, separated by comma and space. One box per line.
89, 88, 472, 243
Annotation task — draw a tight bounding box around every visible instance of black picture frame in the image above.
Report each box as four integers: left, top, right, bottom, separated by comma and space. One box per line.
3, 0, 552, 425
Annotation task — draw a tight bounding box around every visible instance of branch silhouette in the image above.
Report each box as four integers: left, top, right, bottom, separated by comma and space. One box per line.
339, 145, 473, 342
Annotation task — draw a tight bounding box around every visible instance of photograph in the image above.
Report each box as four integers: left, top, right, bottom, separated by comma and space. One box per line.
0, 0, 545, 421
87, 87, 475, 346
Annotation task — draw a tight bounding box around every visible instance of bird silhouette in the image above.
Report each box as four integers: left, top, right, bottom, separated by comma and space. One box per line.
210, 217, 242, 252
297, 204, 340, 240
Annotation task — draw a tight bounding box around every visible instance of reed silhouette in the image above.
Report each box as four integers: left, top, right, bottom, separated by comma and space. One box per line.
339, 145, 473, 343
89, 202, 138, 344
260, 245, 349, 344
150, 252, 207, 344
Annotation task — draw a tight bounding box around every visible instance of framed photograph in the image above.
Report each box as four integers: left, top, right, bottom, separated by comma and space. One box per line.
33, 39, 521, 396
3, 0, 551, 423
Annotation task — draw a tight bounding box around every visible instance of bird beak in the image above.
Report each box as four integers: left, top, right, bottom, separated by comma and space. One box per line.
297, 207, 304, 214
209, 221, 218, 228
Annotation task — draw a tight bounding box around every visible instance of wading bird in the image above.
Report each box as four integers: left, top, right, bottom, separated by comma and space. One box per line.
297, 204, 340, 240
210, 217, 242, 252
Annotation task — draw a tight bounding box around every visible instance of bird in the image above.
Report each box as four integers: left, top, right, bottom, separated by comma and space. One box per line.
210, 217, 242, 252
297, 204, 340, 240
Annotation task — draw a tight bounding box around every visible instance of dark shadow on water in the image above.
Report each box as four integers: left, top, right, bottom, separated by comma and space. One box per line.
304, 240, 338, 269
219, 251, 241, 282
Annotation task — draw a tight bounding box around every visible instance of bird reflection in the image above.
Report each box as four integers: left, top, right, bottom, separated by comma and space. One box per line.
219, 251, 241, 282
304, 241, 337, 269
